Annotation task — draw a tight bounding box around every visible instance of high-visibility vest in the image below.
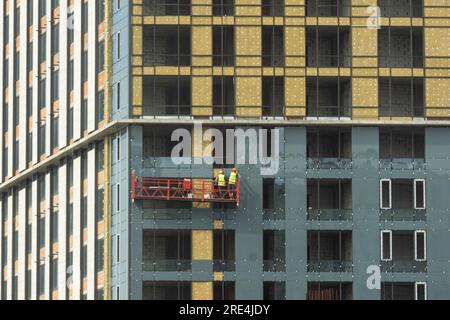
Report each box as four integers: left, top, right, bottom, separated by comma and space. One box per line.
229, 172, 237, 185
218, 174, 226, 187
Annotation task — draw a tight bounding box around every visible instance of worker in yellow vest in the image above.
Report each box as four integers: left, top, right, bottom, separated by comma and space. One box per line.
216, 169, 226, 198
228, 168, 238, 198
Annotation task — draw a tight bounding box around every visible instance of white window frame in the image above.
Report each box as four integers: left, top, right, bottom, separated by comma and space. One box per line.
414, 230, 427, 261
380, 179, 392, 209
415, 282, 427, 300
413, 179, 426, 210
381, 230, 392, 261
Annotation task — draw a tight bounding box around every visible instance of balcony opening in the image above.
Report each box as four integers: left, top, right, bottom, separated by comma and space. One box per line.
143, 199, 192, 220
213, 26, 235, 66
143, 76, 191, 116
307, 230, 352, 272
306, 27, 351, 67
381, 282, 427, 300
213, 76, 235, 116
213, 0, 235, 16
213, 230, 235, 272
262, 177, 285, 220
307, 282, 353, 300
379, 77, 424, 118
392, 180, 413, 209
378, 0, 423, 17
262, 77, 284, 117
263, 178, 275, 210
307, 128, 351, 169
378, 27, 423, 68
263, 230, 286, 272
143, 281, 191, 300
142, 230, 191, 272
213, 282, 235, 300
380, 179, 426, 214
380, 127, 424, 159
306, 77, 351, 118
307, 179, 352, 220
380, 230, 427, 272
143, 25, 191, 66
262, 0, 284, 16
262, 26, 284, 67
306, 0, 351, 17
143, 0, 192, 16
209, 127, 235, 167
263, 282, 286, 300
143, 126, 190, 159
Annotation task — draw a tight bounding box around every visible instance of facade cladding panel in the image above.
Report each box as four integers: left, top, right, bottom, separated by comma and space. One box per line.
0, 0, 449, 300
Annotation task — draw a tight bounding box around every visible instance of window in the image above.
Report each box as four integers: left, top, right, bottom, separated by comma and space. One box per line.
97, 90, 105, 124
116, 136, 121, 161
116, 183, 120, 211
39, 78, 46, 110
262, 26, 284, 67
213, 76, 235, 116
263, 178, 275, 210
381, 230, 392, 261
28, 42, 33, 71
116, 234, 120, 263
39, 32, 47, 63
97, 188, 105, 222
98, 40, 105, 72
415, 282, 427, 300
262, 77, 284, 117
96, 238, 104, 272
213, 26, 234, 66
51, 210, 58, 242
414, 179, 425, 209
213, 282, 235, 300
116, 82, 121, 110
68, 60, 74, 91
81, 99, 87, 133
98, 0, 106, 22
414, 230, 426, 261
38, 124, 46, 157
213, 0, 234, 16
51, 116, 59, 150
262, 0, 284, 16
263, 282, 286, 300
52, 23, 60, 54
82, 51, 88, 82
39, 0, 47, 17
51, 258, 58, 290
143, 25, 191, 66
380, 179, 391, 209
82, 2, 88, 33
116, 32, 121, 60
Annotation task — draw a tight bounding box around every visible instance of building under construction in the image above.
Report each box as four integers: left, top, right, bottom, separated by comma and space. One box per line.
1, 0, 450, 300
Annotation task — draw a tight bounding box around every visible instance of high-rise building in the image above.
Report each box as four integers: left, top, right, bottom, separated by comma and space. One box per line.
0, 0, 450, 300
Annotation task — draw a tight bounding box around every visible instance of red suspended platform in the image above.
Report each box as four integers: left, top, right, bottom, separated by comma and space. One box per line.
131, 174, 240, 204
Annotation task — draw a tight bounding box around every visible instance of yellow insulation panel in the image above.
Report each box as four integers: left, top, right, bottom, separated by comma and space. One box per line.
426, 78, 450, 108
192, 230, 213, 260
192, 282, 213, 300
285, 77, 306, 108
352, 78, 378, 108
236, 77, 262, 116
